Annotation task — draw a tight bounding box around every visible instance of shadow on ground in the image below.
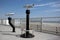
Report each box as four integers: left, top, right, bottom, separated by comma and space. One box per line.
0, 31, 21, 38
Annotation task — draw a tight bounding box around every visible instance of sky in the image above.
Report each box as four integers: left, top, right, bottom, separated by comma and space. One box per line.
0, 0, 60, 18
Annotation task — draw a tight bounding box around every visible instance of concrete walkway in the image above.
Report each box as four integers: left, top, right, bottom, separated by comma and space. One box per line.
0, 25, 60, 40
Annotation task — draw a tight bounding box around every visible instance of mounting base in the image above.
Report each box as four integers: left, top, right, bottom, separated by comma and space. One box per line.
20, 33, 34, 38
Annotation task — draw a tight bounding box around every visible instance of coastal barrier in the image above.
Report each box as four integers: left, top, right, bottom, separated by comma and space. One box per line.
0, 17, 60, 35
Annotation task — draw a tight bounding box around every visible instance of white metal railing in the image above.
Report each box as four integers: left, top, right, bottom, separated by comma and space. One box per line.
0, 17, 60, 35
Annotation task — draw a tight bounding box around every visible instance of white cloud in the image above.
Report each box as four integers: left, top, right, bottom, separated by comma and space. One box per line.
50, 3, 60, 7
44, 9, 60, 13
34, 1, 60, 8
34, 2, 56, 7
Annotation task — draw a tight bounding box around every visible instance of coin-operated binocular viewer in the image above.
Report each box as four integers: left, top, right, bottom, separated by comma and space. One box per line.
6, 13, 15, 32
20, 4, 35, 38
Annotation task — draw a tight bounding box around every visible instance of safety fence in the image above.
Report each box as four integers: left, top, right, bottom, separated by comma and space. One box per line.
0, 17, 60, 35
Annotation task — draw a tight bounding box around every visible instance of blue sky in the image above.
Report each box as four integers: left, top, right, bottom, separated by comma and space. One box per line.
0, 0, 60, 18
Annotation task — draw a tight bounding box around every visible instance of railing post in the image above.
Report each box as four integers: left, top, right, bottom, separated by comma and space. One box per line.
40, 17, 42, 32
4, 19, 6, 25
20, 18, 21, 27
37, 24, 38, 31
1, 19, 3, 25
56, 27, 58, 34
